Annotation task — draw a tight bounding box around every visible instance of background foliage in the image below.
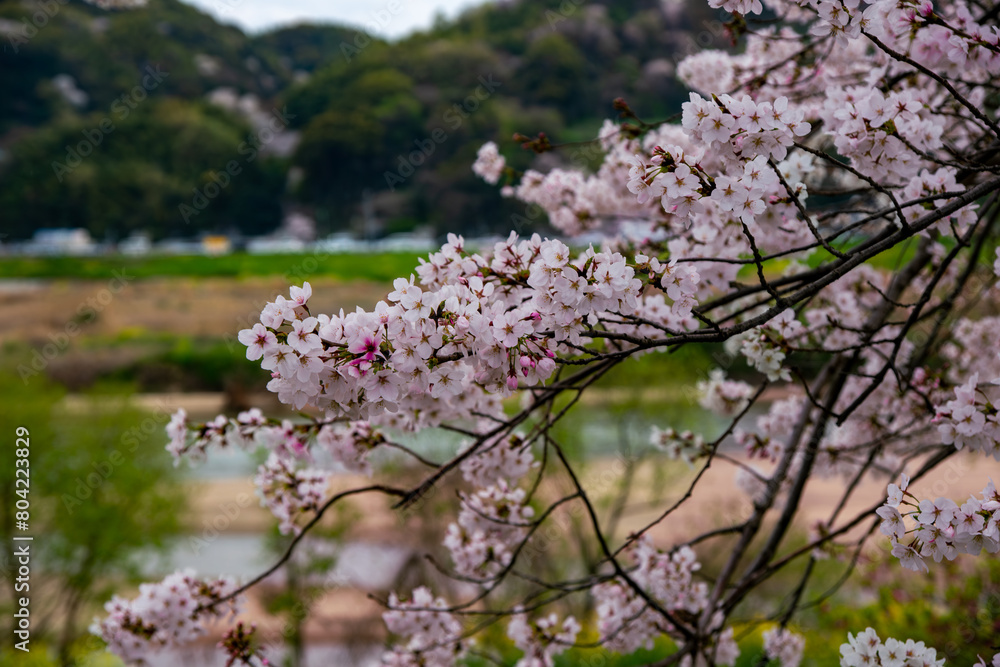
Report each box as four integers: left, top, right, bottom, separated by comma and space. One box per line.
0, 0, 717, 241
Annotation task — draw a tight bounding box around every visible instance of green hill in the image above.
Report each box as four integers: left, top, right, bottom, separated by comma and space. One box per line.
0, 0, 720, 242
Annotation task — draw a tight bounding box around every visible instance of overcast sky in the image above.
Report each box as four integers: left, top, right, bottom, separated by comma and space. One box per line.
181, 0, 491, 37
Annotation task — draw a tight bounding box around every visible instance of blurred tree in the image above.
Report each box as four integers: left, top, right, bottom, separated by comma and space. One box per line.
516, 34, 592, 118
293, 109, 387, 218
0, 375, 184, 666
0, 98, 285, 240
250, 24, 359, 74
0, 0, 699, 241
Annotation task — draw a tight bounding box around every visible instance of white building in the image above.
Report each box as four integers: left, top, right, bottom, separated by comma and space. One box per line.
25, 228, 96, 256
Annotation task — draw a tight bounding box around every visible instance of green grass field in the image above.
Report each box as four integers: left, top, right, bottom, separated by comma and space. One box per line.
0, 234, 949, 283
0, 251, 427, 281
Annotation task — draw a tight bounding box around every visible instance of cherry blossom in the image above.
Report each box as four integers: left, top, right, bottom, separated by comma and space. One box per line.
253, 453, 328, 535
697, 369, 754, 416
382, 587, 467, 666
472, 141, 507, 185
764, 627, 805, 667
507, 612, 580, 667
91, 570, 240, 663
99, 0, 1000, 661
443, 479, 534, 579
839, 628, 944, 667
650, 426, 706, 465
593, 539, 715, 655
460, 434, 537, 488
880, 478, 1000, 572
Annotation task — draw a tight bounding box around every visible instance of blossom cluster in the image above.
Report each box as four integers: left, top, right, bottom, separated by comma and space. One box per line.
865, 0, 1000, 78
460, 434, 537, 489
650, 426, 707, 465
443, 479, 535, 579
316, 420, 385, 475
710, 0, 762, 16
878, 475, 1000, 572
218, 622, 268, 667
818, 87, 932, 184
506, 611, 581, 667
839, 628, 945, 667
253, 453, 328, 535
382, 587, 466, 667
472, 141, 506, 184
900, 168, 977, 231
232, 233, 708, 428
697, 368, 754, 416
682, 94, 810, 162
764, 627, 805, 667
740, 309, 804, 382
592, 539, 724, 656
505, 143, 649, 236
91, 570, 240, 664
619, 92, 813, 238
735, 396, 802, 464
935, 373, 1000, 459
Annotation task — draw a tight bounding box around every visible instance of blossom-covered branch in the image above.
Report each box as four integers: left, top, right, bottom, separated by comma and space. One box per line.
96, 0, 1000, 664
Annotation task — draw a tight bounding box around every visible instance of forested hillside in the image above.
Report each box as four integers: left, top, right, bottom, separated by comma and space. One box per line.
0, 0, 719, 241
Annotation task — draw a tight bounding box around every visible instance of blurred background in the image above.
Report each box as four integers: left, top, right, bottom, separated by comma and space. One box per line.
1, 1, 999, 666
0, 0, 713, 246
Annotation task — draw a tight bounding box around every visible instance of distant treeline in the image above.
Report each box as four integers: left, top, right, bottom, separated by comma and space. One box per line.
0, 0, 721, 241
